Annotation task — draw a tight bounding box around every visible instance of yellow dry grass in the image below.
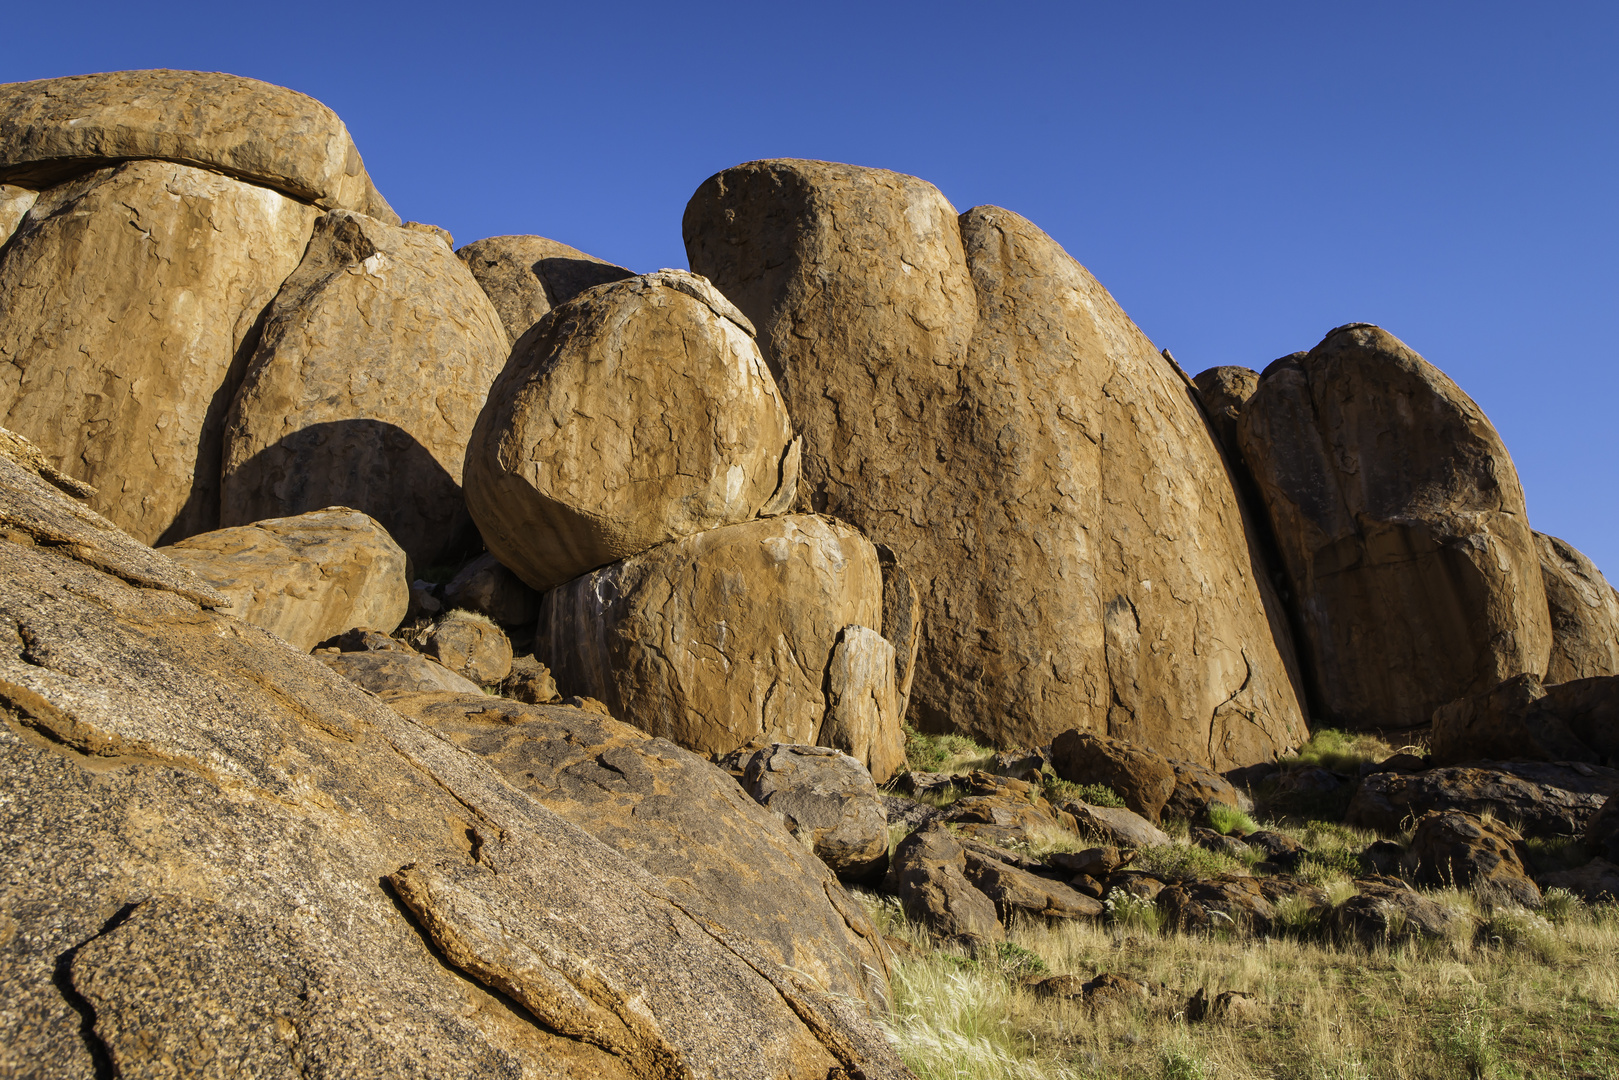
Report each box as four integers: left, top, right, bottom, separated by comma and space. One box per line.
861, 890, 1619, 1080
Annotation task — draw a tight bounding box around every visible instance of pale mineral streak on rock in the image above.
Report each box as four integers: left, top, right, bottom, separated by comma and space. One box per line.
0, 160, 318, 545
0, 184, 35, 246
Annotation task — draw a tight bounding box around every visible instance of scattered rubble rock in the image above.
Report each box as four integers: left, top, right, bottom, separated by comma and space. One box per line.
1403, 810, 1540, 907
1586, 793, 1619, 862
881, 794, 943, 834
1158, 877, 1276, 935
1166, 757, 1251, 819
1431, 672, 1595, 766
499, 656, 560, 704
962, 848, 1103, 921
1191, 828, 1252, 858
1540, 858, 1619, 903
317, 649, 484, 696
1329, 877, 1468, 946
416, 611, 513, 685
884, 823, 1004, 947
1063, 802, 1173, 848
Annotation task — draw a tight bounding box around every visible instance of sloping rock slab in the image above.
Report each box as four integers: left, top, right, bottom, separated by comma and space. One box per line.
1347, 761, 1619, 837
318, 649, 483, 695
384, 694, 892, 1011
0, 453, 907, 1079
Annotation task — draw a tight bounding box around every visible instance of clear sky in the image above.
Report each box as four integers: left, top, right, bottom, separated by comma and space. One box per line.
7, 2, 1616, 570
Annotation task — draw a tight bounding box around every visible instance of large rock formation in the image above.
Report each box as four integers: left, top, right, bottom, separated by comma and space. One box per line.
0, 160, 317, 543
466, 270, 794, 592
685, 161, 1306, 764
0, 69, 395, 219
0, 183, 34, 245
221, 210, 510, 568
0, 432, 907, 1079
538, 514, 903, 779
1237, 324, 1552, 731
1193, 365, 1262, 455
388, 696, 892, 1010
160, 508, 409, 652
457, 234, 634, 343
1537, 532, 1619, 683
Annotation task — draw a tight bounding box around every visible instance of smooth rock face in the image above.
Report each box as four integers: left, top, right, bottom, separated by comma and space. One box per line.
1238, 324, 1552, 730
457, 234, 634, 344
1193, 365, 1262, 455
466, 270, 793, 592
686, 164, 1305, 765
1537, 532, 1619, 683
0, 69, 389, 215
222, 210, 510, 567
0, 449, 905, 1080
742, 744, 890, 883
386, 696, 893, 1012
538, 514, 896, 773
442, 551, 539, 626
822, 626, 906, 784
161, 508, 409, 652
0, 161, 318, 544
416, 611, 513, 685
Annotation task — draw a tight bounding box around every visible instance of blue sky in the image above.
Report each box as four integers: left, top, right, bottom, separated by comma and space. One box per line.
7, 2, 1617, 569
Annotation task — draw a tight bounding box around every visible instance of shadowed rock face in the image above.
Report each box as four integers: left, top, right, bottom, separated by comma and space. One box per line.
686, 161, 1305, 765
1537, 532, 1619, 683
1238, 324, 1551, 731
457, 234, 634, 344
0, 444, 910, 1080
221, 210, 510, 568
0, 69, 394, 219
0, 161, 317, 544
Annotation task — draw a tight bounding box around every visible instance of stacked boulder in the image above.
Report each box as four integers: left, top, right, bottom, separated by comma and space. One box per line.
464, 269, 909, 781
684, 160, 1308, 767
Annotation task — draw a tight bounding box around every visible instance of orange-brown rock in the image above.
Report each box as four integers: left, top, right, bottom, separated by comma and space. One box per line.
466, 270, 794, 592
457, 234, 634, 343
221, 210, 509, 567
0, 184, 34, 245
686, 161, 1306, 765
1537, 532, 1619, 683
0, 69, 394, 218
1193, 364, 1262, 455
537, 514, 903, 779
1237, 325, 1552, 730
0, 161, 317, 543
160, 508, 409, 652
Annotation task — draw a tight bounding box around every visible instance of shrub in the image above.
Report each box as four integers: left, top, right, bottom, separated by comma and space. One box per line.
1104, 888, 1163, 934
1206, 802, 1257, 836
1042, 770, 1126, 808
1538, 886, 1586, 925
1134, 843, 1243, 881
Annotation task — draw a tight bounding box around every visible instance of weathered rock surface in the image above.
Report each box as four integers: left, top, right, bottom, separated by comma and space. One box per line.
1348, 761, 1619, 837
883, 823, 1004, 946
415, 611, 513, 685
457, 234, 635, 343
1192, 365, 1262, 455
1165, 757, 1249, 820
1157, 877, 1276, 934
822, 625, 906, 784
1062, 801, 1173, 848
1587, 793, 1619, 862
385, 695, 893, 1011
685, 163, 1306, 765
1538, 532, 1619, 683
742, 744, 889, 883
0, 69, 391, 216
1329, 877, 1467, 946
1403, 810, 1540, 907
1237, 324, 1552, 730
1432, 672, 1619, 767
442, 551, 539, 626
0, 184, 34, 245
538, 514, 900, 776
876, 544, 924, 722
466, 270, 794, 592
221, 209, 509, 567
0, 446, 907, 1079
0, 160, 317, 543
1051, 730, 1176, 822
161, 508, 408, 652
961, 847, 1103, 920
501, 655, 560, 704
318, 648, 485, 695
1541, 858, 1619, 903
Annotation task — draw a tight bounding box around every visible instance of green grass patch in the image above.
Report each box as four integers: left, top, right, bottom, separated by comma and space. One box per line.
1132, 842, 1243, 881
1206, 802, 1257, 836
903, 724, 996, 774
1286, 727, 1397, 774
1040, 769, 1126, 808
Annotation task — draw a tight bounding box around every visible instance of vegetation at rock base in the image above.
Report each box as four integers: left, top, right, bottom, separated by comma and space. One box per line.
864, 886, 1619, 1079
905, 725, 999, 774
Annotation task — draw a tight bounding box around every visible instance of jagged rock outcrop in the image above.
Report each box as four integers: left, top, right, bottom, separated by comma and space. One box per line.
1537, 532, 1619, 683
0, 160, 317, 543
538, 514, 903, 780
884, 823, 1004, 947
1237, 324, 1552, 730
466, 270, 794, 592
457, 234, 634, 343
0, 435, 908, 1080
0, 69, 395, 218
160, 508, 408, 652
685, 161, 1306, 764
385, 695, 893, 1010
221, 209, 509, 567
742, 743, 890, 883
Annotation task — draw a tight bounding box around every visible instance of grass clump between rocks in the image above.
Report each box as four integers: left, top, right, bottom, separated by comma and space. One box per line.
904, 724, 997, 774
1042, 770, 1126, 809
1206, 802, 1258, 836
